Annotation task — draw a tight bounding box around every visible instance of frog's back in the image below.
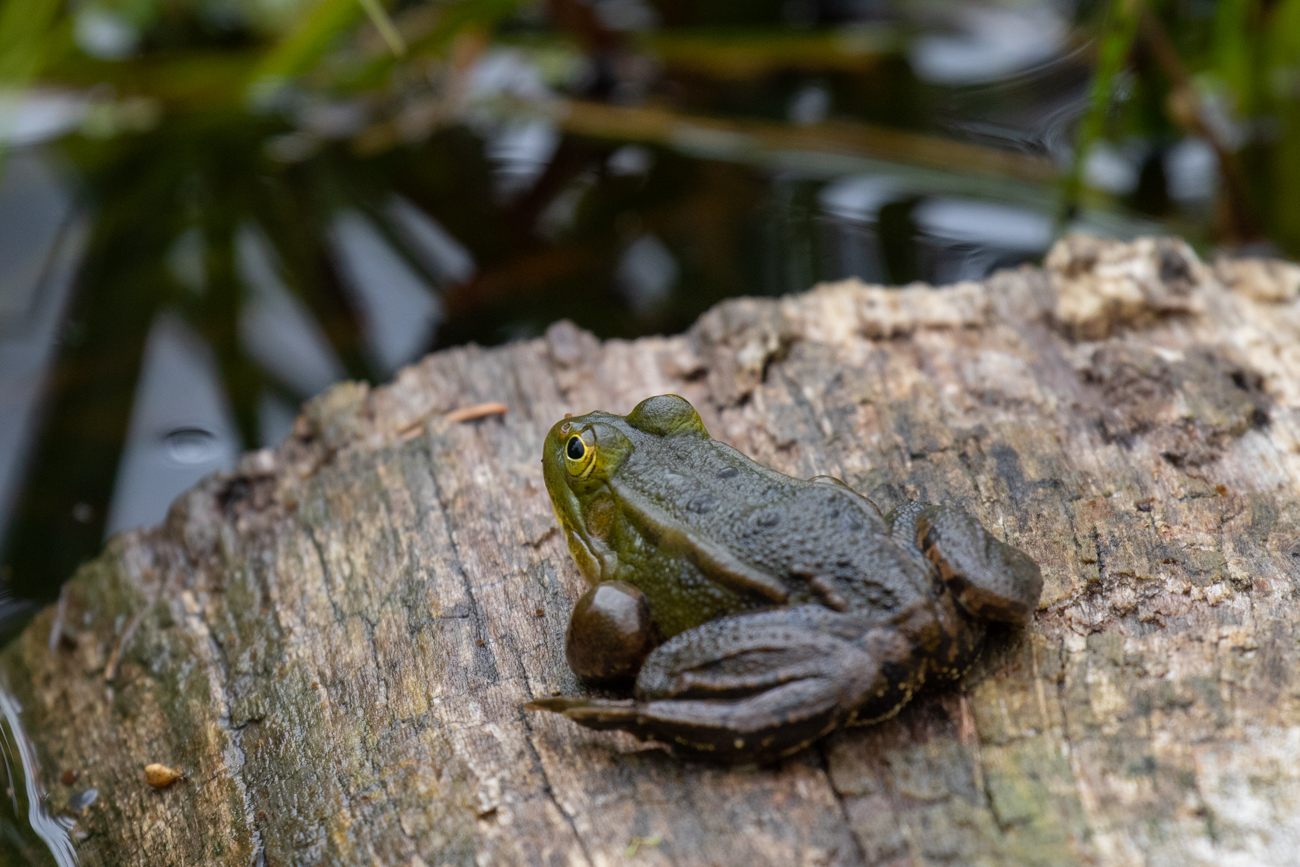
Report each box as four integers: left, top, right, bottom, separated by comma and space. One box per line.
613, 426, 930, 618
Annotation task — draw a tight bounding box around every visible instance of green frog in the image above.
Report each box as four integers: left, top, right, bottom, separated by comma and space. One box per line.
527, 395, 1042, 762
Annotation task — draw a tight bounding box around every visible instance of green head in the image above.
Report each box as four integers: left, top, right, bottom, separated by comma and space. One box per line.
541, 395, 706, 585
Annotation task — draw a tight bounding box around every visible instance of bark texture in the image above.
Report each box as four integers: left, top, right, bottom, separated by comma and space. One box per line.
4, 236, 1300, 867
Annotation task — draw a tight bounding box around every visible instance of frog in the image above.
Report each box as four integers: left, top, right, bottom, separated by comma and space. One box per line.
526, 394, 1042, 762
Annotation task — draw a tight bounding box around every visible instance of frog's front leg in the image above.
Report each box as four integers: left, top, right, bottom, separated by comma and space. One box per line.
529, 606, 916, 762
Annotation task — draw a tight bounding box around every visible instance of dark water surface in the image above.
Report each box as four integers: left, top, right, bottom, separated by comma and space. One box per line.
0, 0, 1294, 859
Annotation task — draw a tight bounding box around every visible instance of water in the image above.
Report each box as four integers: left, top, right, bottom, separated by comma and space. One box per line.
0, 687, 78, 866
0, 0, 1295, 858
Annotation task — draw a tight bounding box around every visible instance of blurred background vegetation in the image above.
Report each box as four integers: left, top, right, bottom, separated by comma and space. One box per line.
0, 0, 1297, 611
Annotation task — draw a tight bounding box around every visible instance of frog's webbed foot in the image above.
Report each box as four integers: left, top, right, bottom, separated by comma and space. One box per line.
528, 606, 907, 762
889, 502, 1042, 625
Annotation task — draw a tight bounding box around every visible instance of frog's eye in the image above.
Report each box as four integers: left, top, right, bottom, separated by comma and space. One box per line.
564, 432, 597, 478
566, 436, 585, 460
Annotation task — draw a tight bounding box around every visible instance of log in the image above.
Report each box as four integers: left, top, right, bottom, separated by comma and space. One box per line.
4, 235, 1300, 867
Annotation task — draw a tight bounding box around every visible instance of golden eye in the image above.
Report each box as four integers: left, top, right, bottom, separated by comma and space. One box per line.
563, 431, 596, 478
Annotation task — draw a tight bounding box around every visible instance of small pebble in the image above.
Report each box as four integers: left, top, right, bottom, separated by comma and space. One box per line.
61, 769, 80, 786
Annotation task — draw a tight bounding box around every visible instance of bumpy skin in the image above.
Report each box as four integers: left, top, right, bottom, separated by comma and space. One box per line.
529, 395, 1043, 762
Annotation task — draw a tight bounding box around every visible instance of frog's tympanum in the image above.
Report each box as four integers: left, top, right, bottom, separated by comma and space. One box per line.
527, 395, 1042, 762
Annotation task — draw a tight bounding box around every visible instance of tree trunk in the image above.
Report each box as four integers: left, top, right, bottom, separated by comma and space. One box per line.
4, 236, 1300, 867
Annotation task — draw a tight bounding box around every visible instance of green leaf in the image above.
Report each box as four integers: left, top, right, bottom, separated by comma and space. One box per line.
357, 0, 406, 57
1061, 0, 1143, 214
0, 0, 61, 84
1267, 0, 1300, 252
345, 0, 524, 89
250, 0, 366, 88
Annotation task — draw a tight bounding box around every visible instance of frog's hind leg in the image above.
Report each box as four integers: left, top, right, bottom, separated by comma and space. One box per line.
528, 606, 906, 762
889, 502, 1042, 625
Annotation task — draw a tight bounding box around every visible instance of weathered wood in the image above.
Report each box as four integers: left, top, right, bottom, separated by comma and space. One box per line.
4, 236, 1300, 867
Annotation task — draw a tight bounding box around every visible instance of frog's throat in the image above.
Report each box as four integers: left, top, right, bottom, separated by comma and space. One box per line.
609, 483, 790, 604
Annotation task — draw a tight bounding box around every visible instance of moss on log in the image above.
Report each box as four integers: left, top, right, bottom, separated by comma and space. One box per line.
4, 236, 1300, 866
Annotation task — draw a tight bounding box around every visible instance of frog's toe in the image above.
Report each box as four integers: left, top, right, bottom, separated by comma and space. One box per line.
525, 696, 640, 730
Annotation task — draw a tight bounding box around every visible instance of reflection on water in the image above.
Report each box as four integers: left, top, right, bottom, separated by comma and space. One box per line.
913, 197, 1054, 285
909, 3, 1068, 86
0, 151, 84, 566
236, 223, 348, 404
330, 209, 443, 376
163, 428, 222, 465
103, 314, 240, 536
0, 686, 78, 866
